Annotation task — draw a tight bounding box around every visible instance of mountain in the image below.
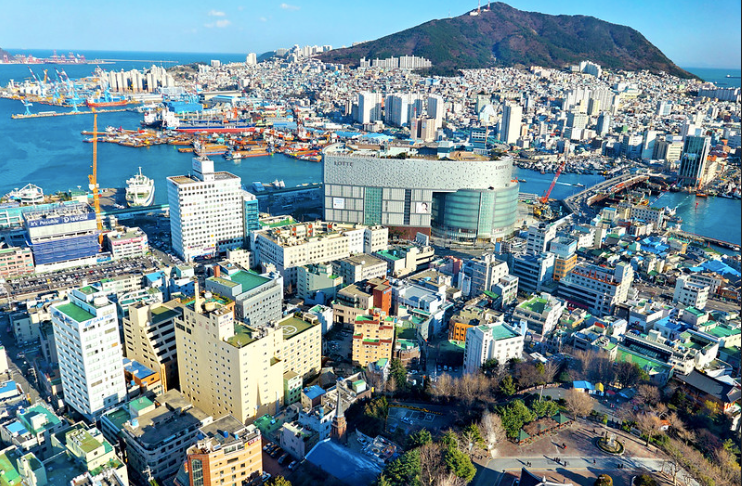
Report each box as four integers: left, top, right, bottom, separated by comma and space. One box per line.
319, 2, 695, 78
0, 47, 14, 60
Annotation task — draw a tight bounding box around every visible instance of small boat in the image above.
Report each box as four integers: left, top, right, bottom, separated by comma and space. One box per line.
518, 179, 527, 183
695, 191, 708, 198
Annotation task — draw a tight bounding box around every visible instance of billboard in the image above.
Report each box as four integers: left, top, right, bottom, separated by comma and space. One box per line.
415, 202, 430, 214
332, 197, 345, 210
26, 211, 95, 228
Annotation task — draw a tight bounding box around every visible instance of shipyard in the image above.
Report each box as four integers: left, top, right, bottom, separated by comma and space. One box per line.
0, 3, 740, 486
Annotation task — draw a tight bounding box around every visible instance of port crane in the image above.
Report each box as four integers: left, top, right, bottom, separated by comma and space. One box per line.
540, 158, 567, 204
88, 109, 103, 240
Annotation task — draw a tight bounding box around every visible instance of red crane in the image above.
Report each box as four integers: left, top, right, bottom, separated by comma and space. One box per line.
540, 158, 567, 204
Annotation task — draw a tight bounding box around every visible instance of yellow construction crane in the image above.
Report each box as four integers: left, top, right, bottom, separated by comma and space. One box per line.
88, 109, 103, 239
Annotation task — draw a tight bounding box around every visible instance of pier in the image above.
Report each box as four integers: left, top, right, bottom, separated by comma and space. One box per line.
11, 108, 130, 119
667, 229, 740, 251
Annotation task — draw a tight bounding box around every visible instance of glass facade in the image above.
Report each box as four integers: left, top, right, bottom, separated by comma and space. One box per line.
364, 187, 382, 225
431, 185, 518, 242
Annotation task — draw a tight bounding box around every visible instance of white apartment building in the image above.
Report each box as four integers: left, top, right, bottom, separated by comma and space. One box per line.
253, 221, 387, 287
460, 253, 510, 297
357, 91, 382, 124
167, 156, 248, 261
513, 293, 566, 335
332, 253, 388, 286
557, 262, 634, 317
673, 275, 709, 310
464, 323, 524, 374
526, 222, 558, 255
50, 285, 127, 421
385, 94, 409, 127
427, 94, 444, 129
630, 205, 664, 229
501, 101, 523, 145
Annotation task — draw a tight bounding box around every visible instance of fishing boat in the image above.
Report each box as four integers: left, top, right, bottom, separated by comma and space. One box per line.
125, 167, 155, 207
695, 191, 708, 198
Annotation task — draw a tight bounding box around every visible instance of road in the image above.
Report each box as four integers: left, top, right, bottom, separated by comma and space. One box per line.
1, 312, 44, 405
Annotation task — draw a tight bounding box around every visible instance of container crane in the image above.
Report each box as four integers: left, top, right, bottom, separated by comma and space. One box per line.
540, 158, 567, 204
88, 109, 103, 239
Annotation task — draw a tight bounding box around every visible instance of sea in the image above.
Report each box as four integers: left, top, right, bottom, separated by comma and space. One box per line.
0, 51, 739, 245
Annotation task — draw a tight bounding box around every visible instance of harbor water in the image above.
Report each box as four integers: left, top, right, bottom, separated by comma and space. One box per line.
0, 53, 739, 245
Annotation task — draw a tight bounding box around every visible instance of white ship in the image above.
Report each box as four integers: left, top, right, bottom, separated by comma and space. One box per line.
4, 183, 44, 204
125, 167, 155, 207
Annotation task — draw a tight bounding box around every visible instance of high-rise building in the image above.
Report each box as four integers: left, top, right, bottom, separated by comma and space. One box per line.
596, 112, 611, 137
558, 262, 634, 316
245, 53, 257, 66
460, 253, 510, 297
174, 291, 284, 423
357, 91, 382, 124
427, 95, 444, 129
324, 144, 519, 241
566, 112, 588, 130
178, 416, 263, 486
673, 275, 709, 310
168, 157, 249, 261
204, 263, 283, 326
526, 222, 558, 255
385, 94, 409, 127
678, 135, 711, 188
123, 299, 183, 391
510, 253, 555, 294
656, 101, 672, 116
410, 116, 437, 142
50, 284, 127, 421
500, 101, 522, 144
463, 323, 524, 374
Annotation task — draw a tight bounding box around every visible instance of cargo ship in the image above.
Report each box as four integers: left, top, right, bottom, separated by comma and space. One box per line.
173, 119, 257, 134
125, 167, 155, 207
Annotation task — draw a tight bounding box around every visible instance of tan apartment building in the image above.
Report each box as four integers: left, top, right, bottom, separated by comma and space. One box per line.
278, 314, 322, 379
123, 299, 183, 391
174, 290, 285, 423
352, 310, 395, 367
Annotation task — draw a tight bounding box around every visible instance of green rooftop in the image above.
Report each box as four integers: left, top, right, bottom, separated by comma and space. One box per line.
0, 451, 22, 486
208, 276, 240, 288
101, 407, 130, 433
129, 396, 154, 413
616, 346, 670, 373
685, 306, 705, 317
707, 324, 739, 339
68, 428, 101, 454
376, 249, 402, 261
520, 296, 548, 314
279, 316, 315, 339
78, 285, 97, 295
55, 302, 95, 323
487, 324, 519, 341
226, 324, 258, 348
259, 216, 296, 228
395, 322, 417, 341
20, 404, 61, 434
151, 305, 181, 324
229, 270, 271, 292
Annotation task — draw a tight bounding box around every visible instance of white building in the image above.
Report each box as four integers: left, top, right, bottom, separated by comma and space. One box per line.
106, 228, 148, 259
513, 293, 565, 335
526, 222, 558, 255
501, 101, 522, 145
557, 262, 634, 317
579, 60, 602, 78
50, 285, 127, 421
385, 94, 409, 127
464, 323, 524, 373
357, 91, 382, 124
460, 253, 510, 297
673, 275, 709, 310
427, 95, 444, 129
167, 157, 247, 261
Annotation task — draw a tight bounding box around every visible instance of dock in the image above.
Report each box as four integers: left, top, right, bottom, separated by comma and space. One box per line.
11, 109, 130, 119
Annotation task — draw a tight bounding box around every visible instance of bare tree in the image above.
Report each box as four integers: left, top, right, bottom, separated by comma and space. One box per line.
435, 472, 468, 486
636, 384, 661, 407
564, 389, 595, 419
574, 350, 595, 379
419, 442, 444, 485
479, 411, 506, 450
634, 413, 663, 446
433, 373, 454, 402
543, 360, 559, 384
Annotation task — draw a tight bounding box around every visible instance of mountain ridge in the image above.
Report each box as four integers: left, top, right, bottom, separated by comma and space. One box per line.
319, 3, 696, 79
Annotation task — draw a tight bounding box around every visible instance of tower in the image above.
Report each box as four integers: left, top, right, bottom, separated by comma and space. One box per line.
331, 384, 348, 443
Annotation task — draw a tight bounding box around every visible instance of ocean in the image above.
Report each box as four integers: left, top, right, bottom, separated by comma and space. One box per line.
684, 67, 742, 87
0, 52, 739, 245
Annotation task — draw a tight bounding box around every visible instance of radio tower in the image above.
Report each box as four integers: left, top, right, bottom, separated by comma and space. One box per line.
478, 0, 481, 14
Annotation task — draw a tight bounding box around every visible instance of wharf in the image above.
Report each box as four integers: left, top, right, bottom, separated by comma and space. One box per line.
666, 229, 740, 251
11, 109, 129, 119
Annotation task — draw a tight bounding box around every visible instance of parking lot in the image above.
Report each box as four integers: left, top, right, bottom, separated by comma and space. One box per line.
324, 325, 353, 362
386, 405, 455, 436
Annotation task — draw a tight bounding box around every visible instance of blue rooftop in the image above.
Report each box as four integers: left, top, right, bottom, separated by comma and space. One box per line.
303, 385, 325, 401
6, 420, 27, 435
573, 380, 595, 391
0, 381, 18, 396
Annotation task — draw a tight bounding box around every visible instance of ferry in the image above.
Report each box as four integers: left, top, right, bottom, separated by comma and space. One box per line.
125, 167, 155, 207
4, 183, 44, 204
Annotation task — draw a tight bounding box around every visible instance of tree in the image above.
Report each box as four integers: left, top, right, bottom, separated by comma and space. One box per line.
479, 411, 505, 449
532, 399, 559, 418
440, 430, 459, 449
498, 399, 536, 438
383, 450, 421, 486
542, 360, 559, 384
390, 359, 408, 390
615, 361, 647, 388
481, 358, 499, 376
461, 423, 485, 451
432, 373, 454, 402
407, 429, 433, 450
636, 385, 661, 407
593, 475, 613, 486
564, 389, 595, 419
633, 475, 657, 486
443, 446, 476, 483
498, 375, 516, 396
634, 413, 663, 447
269, 477, 292, 486
418, 442, 444, 486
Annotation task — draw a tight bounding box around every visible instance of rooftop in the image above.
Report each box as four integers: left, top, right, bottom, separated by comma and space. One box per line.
150, 304, 181, 325
226, 323, 259, 348
482, 323, 519, 341
520, 296, 548, 314
229, 270, 272, 292
55, 302, 95, 323
124, 391, 209, 447
280, 316, 316, 340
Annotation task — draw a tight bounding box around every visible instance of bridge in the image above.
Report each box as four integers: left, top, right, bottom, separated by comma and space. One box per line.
563, 173, 653, 215
101, 204, 169, 219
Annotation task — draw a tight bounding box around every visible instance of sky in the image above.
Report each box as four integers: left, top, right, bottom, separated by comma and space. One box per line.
1, 0, 740, 69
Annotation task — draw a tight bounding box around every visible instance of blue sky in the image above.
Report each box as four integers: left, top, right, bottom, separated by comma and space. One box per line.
1, 0, 740, 68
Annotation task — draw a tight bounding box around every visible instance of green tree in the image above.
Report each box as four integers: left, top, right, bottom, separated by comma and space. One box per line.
593, 474, 613, 486
481, 358, 499, 376
443, 446, 476, 482
383, 450, 421, 486
532, 399, 559, 418
361, 397, 390, 436
268, 477, 292, 486
498, 399, 536, 438
462, 423, 485, 450
499, 375, 516, 396
633, 475, 657, 486
390, 359, 408, 390
406, 429, 433, 450
440, 430, 459, 449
